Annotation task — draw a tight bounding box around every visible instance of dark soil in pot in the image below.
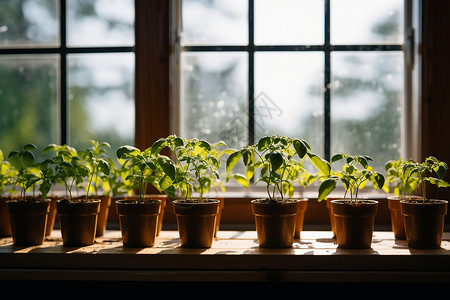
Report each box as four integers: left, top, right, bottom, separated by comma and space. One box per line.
57, 198, 101, 247
7, 199, 50, 246
331, 199, 378, 249
173, 199, 219, 248
400, 199, 448, 249
116, 199, 161, 247
252, 199, 299, 248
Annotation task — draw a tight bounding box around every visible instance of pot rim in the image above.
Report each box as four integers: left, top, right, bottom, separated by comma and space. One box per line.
399, 199, 448, 205
251, 198, 303, 204
116, 199, 162, 205
173, 199, 220, 205
330, 199, 379, 205
6, 198, 51, 204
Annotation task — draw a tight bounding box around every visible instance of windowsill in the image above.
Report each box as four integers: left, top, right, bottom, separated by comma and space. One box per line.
1, 230, 449, 283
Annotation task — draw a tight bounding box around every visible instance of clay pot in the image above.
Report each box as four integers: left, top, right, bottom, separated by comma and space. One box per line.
125, 194, 167, 236
214, 197, 225, 237
57, 199, 101, 246
252, 199, 299, 248
387, 195, 423, 240
116, 199, 161, 247
7, 199, 50, 246
331, 200, 378, 249
173, 199, 219, 248
294, 198, 308, 239
326, 198, 338, 237
45, 196, 60, 236
400, 199, 448, 249
96, 195, 112, 237
0, 196, 13, 237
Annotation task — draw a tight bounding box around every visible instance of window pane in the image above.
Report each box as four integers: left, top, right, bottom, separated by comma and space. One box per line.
182, 0, 248, 45
331, 0, 404, 45
0, 0, 58, 47
331, 52, 404, 172
255, 0, 324, 45
68, 53, 134, 154
255, 52, 324, 156
67, 0, 134, 47
180, 52, 248, 149
0, 55, 58, 158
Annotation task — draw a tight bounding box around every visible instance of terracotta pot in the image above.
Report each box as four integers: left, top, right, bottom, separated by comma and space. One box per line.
116, 199, 161, 247
45, 196, 60, 236
173, 199, 219, 248
400, 199, 448, 249
214, 197, 225, 237
7, 199, 50, 246
294, 198, 308, 239
0, 196, 13, 237
125, 194, 167, 236
326, 198, 338, 237
387, 195, 423, 240
57, 199, 101, 246
96, 195, 112, 237
252, 199, 298, 248
331, 200, 378, 249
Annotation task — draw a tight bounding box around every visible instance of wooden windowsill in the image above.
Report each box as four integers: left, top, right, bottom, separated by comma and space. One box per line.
1, 230, 449, 283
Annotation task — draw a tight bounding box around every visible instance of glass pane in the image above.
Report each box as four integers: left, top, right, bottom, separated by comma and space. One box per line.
67, 0, 134, 47
331, 0, 404, 45
331, 52, 404, 172
255, 52, 324, 156
255, 0, 324, 45
180, 52, 248, 149
0, 0, 59, 47
68, 53, 135, 156
0, 55, 58, 159
182, 0, 248, 45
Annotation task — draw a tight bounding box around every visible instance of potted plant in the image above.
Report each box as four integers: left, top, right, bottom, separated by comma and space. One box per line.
79, 140, 114, 237
318, 153, 385, 249
115, 145, 172, 247
0, 149, 17, 237
152, 135, 223, 248
400, 156, 450, 249
49, 145, 102, 246
6, 144, 51, 246
226, 135, 314, 248
384, 158, 420, 239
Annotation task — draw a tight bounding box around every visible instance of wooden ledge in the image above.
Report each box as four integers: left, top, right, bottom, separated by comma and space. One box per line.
0, 230, 449, 283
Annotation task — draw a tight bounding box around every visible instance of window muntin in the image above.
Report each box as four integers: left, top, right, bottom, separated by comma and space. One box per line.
0, 0, 135, 158
180, 0, 405, 172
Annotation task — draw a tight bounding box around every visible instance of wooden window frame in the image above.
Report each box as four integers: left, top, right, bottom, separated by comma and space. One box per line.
134, 0, 450, 226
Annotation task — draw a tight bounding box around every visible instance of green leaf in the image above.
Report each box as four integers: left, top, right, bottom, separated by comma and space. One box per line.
435, 164, 447, 180
331, 153, 344, 163
246, 165, 255, 180
269, 151, 283, 172
293, 139, 308, 159
308, 153, 331, 176
151, 138, 167, 155
226, 151, 241, 173
117, 145, 138, 159
198, 140, 211, 152
318, 178, 337, 202
372, 172, 385, 189
23, 143, 37, 151
257, 136, 271, 151
426, 177, 450, 188
161, 159, 176, 180
98, 159, 110, 175
233, 173, 249, 188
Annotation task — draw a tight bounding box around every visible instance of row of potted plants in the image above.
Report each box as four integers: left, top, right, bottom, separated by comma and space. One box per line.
0, 135, 448, 249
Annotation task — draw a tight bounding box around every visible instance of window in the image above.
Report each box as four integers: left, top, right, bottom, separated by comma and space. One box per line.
177, 0, 405, 173
0, 0, 135, 159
